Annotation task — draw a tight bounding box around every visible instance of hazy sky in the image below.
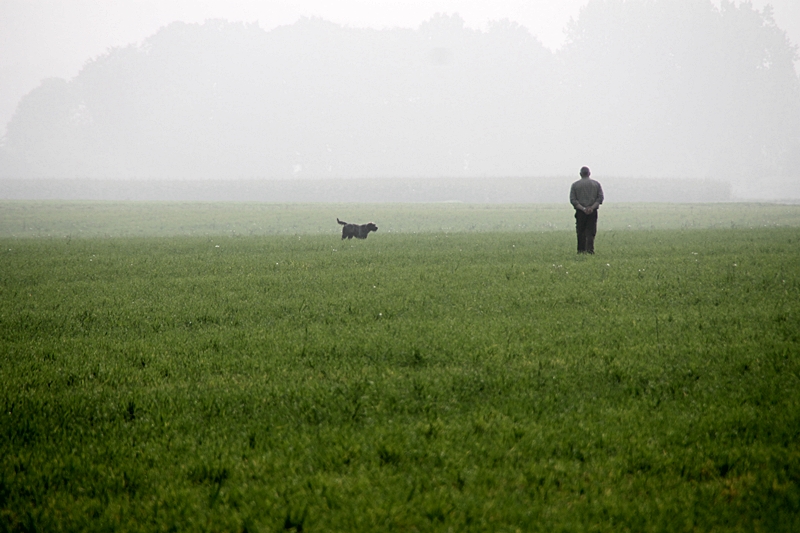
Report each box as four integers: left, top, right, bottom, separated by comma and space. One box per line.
1, 0, 798, 137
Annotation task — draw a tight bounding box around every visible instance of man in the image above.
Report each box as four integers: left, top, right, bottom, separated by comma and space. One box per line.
569, 166, 604, 254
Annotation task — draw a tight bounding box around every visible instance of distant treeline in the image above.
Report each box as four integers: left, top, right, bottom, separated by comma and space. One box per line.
0, 177, 730, 203
1, 0, 798, 181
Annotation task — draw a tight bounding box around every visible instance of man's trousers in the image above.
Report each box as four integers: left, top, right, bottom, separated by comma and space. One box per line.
575, 210, 598, 254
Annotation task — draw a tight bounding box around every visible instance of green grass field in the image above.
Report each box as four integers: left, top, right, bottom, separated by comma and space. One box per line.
1, 202, 799, 531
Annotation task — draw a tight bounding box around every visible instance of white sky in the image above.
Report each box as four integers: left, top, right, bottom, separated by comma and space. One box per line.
1, 0, 798, 137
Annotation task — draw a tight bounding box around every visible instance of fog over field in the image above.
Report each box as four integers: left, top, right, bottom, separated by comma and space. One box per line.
1, 0, 799, 202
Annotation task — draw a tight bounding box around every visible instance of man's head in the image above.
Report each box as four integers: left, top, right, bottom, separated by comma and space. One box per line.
580, 166, 591, 178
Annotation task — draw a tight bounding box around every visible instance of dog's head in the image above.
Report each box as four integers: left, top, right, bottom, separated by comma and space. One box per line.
366, 223, 378, 232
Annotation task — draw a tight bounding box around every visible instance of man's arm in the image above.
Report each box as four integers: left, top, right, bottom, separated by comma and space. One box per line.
569, 184, 585, 211
585, 182, 604, 213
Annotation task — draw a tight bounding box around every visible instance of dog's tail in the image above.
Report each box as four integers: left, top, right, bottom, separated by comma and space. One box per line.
337, 218, 347, 225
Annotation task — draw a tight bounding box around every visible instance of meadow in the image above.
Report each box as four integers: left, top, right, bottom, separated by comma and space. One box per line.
1, 202, 799, 532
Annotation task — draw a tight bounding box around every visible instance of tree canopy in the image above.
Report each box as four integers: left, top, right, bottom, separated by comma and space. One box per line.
2, 0, 798, 180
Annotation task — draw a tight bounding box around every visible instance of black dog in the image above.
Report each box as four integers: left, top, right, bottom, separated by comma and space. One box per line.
337, 218, 378, 240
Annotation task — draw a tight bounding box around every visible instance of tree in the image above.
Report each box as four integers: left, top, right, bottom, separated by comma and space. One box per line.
2, 4, 797, 180
556, 0, 800, 178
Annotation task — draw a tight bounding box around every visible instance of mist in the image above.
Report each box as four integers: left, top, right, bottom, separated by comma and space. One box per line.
1, 0, 799, 202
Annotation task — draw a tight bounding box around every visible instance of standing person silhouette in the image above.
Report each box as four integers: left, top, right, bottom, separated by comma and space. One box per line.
569, 166, 604, 254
